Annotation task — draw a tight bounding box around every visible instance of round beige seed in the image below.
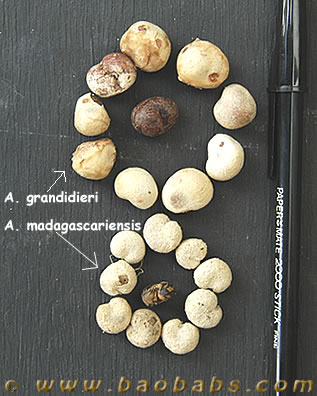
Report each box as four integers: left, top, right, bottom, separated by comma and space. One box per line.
162, 168, 214, 214
99, 260, 137, 296
162, 319, 200, 354
206, 134, 245, 181
176, 38, 229, 89
74, 93, 111, 136
110, 231, 146, 264
175, 238, 208, 270
120, 21, 171, 72
185, 289, 222, 329
194, 258, 232, 293
126, 309, 162, 348
143, 213, 183, 253
114, 168, 158, 210
71, 138, 116, 180
95, 297, 132, 334
213, 84, 257, 129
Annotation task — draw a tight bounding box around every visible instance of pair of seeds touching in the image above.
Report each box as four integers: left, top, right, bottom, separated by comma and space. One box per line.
114, 167, 214, 214
113, 151, 244, 214
88, 20, 172, 101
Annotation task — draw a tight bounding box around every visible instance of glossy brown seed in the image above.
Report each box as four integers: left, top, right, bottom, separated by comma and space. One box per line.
131, 97, 179, 137
86, 53, 137, 98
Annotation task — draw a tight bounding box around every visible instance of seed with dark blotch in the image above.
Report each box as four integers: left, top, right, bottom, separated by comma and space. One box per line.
119, 275, 129, 285
86, 53, 137, 98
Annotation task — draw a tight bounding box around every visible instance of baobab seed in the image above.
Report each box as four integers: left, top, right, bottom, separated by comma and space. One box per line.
131, 97, 179, 137
86, 53, 137, 98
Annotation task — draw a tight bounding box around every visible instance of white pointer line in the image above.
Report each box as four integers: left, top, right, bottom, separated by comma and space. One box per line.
55, 232, 98, 270
47, 171, 67, 192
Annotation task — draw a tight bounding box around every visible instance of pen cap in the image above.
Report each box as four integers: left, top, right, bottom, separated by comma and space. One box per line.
269, 0, 306, 92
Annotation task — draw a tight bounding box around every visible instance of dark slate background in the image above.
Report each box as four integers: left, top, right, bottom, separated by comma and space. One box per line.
1, 0, 316, 394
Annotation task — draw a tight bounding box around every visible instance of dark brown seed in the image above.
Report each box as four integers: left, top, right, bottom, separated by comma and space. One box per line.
131, 97, 179, 137
86, 53, 137, 98
141, 281, 175, 307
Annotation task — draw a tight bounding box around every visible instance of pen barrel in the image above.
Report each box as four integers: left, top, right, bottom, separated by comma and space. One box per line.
273, 92, 303, 394
269, 0, 305, 92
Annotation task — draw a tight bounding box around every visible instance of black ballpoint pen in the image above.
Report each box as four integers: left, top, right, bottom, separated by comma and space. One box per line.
268, 0, 305, 394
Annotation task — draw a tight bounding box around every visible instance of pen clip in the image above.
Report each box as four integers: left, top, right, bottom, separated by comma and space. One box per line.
268, 92, 277, 179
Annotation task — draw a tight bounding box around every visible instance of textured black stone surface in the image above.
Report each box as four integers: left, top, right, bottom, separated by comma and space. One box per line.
1, 0, 316, 394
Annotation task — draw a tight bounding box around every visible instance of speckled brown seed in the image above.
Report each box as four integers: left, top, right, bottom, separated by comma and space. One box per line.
86, 53, 137, 98
131, 97, 179, 137
126, 309, 162, 348
120, 21, 171, 72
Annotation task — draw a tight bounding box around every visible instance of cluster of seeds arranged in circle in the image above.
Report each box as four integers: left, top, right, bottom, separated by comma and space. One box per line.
70, 20, 257, 354
97, 220, 233, 355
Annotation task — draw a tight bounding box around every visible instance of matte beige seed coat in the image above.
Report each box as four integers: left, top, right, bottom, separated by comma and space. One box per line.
177, 38, 229, 89
71, 138, 116, 180
194, 257, 233, 293
96, 297, 132, 334
185, 289, 222, 329
162, 319, 200, 354
114, 167, 158, 210
99, 260, 137, 296
213, 84, 257, 129
120, 21, 171, 72
175, 238, 208, 270
74, 93, 110, 136
162, 168, 214, 213
206, 134, 245, 181
126, 309, 162, 348
110, 231, 146, 264
143, 213, 183, 253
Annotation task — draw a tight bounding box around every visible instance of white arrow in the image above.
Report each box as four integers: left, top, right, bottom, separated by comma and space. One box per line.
46, 171, 67, 192
56, 232, 98, 271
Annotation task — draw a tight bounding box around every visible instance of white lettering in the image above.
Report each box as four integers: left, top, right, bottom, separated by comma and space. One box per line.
4, 220, 14, 231
4, 192, 14, 203
25, 191, 99, 206
273, 187, 284, 350
26, 220, 142, 234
